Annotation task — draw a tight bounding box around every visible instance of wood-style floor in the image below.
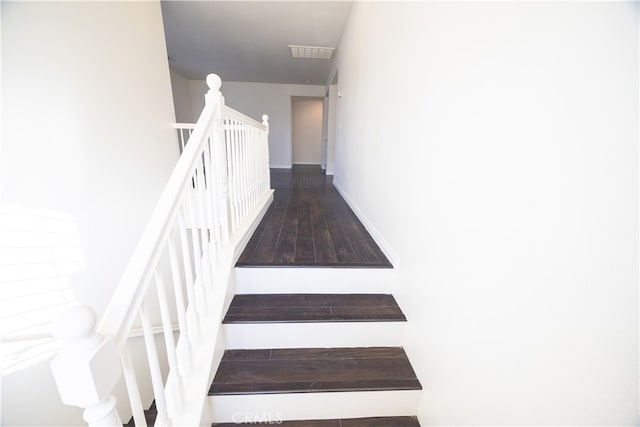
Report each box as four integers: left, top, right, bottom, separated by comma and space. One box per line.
236, 166, 392, 268
213, 417, 421, 426
209, 347, 421, 395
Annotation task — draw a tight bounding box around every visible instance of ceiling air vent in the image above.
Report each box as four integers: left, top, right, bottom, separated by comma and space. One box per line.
289, 45, 335, 59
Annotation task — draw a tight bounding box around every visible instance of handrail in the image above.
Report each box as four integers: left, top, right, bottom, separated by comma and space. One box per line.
223, 105, 267, 130
99, 98, 216, 349
171, 123, 196, 129
50, 74, 273, 426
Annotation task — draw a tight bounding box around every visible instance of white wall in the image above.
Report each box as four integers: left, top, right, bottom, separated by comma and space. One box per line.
292, 98, 323, 165
189, 79, 208, 122
1, 1, 178, 424
189, 81, 325, 168
169, 68, 194, 123
334, 2, 638, 425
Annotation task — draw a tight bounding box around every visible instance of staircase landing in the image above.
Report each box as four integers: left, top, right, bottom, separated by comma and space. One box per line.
236, 166, 392, 268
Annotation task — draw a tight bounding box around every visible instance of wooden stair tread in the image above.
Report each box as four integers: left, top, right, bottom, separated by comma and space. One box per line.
223, 294, 406, 323
213, 416, 420, 426
209, 347, 421, 395
123, 402, 156, 427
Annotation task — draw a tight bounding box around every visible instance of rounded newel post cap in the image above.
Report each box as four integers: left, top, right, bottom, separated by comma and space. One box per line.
206, 73, 222, 91
262, 114, 269, 123
53, 305, 96, 341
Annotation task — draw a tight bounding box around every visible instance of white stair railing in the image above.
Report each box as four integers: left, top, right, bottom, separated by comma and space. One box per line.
50, 74, 273, 426
172, 123, 195, 154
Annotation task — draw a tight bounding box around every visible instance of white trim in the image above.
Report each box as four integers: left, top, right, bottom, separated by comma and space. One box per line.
326, 168, 335, 175
292, 161, 321, 165
270, 164, 292, 169
333, 180, 399, 267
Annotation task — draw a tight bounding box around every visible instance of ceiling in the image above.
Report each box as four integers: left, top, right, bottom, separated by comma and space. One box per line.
161, 1, 353, 85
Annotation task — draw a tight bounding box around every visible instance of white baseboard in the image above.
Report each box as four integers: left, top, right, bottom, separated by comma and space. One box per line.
292, 161, 321, 165
326, 168, 334, 175
270, 164, 292, 169
333, 180, 399, 267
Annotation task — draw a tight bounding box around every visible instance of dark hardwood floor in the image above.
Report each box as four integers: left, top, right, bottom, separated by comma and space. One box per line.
213, 416, 420, 426
209, 347, 421, 395
223, 294, 406, 323
236, 166, 392, 268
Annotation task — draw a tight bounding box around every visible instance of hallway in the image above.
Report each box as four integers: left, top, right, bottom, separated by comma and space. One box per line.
237, 166, 392, 268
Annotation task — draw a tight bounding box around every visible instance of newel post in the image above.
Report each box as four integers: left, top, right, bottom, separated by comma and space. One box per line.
205, 73, 231, 245
50, 306, 123, 426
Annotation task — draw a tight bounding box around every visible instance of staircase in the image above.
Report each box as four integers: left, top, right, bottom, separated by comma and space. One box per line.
207, 269, 422, 424
49, 75, 422, 426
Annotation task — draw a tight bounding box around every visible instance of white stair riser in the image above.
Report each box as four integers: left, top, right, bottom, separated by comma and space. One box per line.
234, 268, 397, 294
208, 390, 421, 423
223, 322, 406, 349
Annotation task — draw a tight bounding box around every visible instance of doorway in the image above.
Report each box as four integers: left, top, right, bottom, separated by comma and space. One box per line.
291, 97, 324, 165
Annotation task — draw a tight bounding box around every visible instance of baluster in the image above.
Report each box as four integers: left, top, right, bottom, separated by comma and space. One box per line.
239, 123, 247, 222
246, 124, 252, 216
139, 301, 170, 426
177, 212, 200, 342
260, 128, 264, 191
167, 231, 193, 373
256, 127, 261, 201
179, 129, 186, 154
193, 155, 213, 298
247, 126, 253, 213
212, 136, 225, 248
230, 119, 239, 232
154, 271, 184, 415
205, 74, 231, 245
253, 127, 259, 208
224, 119, 233, 232
245, 124, 251, 218
231, 119, 240, 231
226, 119, 233, 232
51, 306, 123, 427
245, 126, 251, 216
202, 136, 219, 257
185, 174, 207, 316
120, 344, 147, 427
252, 127, 259, 207
249, 127, 255, 212
262, 115, 270, 191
